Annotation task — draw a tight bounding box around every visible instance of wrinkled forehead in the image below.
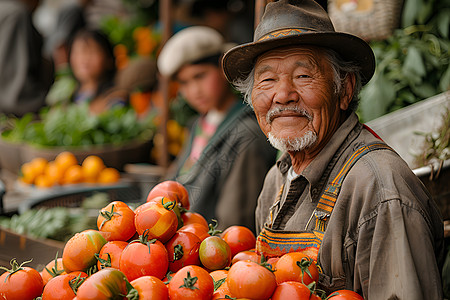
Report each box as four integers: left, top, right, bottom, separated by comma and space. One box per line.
254, 45, 329, 73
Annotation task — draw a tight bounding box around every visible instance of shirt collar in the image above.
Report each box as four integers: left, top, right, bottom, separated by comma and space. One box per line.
276, 112, 361, 196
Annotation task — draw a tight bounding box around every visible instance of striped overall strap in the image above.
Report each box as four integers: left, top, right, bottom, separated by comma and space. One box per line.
316, 142, 393, 215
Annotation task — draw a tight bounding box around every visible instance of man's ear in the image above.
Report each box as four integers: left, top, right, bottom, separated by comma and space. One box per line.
340, 73, 356, 111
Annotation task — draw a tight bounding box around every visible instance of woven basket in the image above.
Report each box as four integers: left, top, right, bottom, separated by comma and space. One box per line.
328, 0, 404, 41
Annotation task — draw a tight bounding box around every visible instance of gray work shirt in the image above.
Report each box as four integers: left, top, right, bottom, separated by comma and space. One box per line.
255, 112, 444, 299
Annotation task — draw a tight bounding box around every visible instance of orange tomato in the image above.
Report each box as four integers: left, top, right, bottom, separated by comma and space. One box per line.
231, 250, 260, 265
134, 200, 178, 243
168, 265, 214, 300
147, 180, 190, 210
181, 211, 209, 229
62, 230, 107, 273
271, 281, 313, 300
130, 276, 169, 300
96, 241, 128, 270
178, 223, 210, 241
97, 201, 136, 241
227, 260, 277, 300
41, 272, 87, 299
40, 256, 65, 285
274, 252, 319, 286
221, 225, 256, 258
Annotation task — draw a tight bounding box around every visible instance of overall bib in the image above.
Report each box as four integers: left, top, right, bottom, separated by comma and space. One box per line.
256, 142, 393, 266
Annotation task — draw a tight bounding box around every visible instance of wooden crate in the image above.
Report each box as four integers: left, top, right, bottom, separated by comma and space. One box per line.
0, 227, 65, 273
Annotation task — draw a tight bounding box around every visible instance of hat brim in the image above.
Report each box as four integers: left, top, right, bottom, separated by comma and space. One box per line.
222, 31, 375, 85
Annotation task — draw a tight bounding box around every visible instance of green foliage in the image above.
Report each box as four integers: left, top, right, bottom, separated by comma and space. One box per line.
413, 106, 450, 167
0, 104, 156, 148
358, 0, 450, 122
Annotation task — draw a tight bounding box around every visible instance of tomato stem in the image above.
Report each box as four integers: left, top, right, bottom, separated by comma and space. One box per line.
44, 252, 65, 278
208, 219, 222, 236
173, 244, 184, 261
99, 204, 121, 230
0, 258, 33, 282
213, 277, 226, 291
95, 252, 112, 269
69, 273, 87, 295
297, 257, 313, 285
179, 271, 199, 290
161, 197, 176, 211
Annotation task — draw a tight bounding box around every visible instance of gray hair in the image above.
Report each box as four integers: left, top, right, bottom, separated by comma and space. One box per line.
231, 48, 363, 112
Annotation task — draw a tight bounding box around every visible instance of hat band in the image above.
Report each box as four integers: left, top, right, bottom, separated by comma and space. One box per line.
258, 28, 314, 42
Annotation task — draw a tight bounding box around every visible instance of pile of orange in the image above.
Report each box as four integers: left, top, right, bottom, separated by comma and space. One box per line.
19, 152, 120, 189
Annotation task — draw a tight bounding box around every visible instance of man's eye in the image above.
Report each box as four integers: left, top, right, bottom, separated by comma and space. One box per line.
296, 74, 310, 79
261, 77, 274, 82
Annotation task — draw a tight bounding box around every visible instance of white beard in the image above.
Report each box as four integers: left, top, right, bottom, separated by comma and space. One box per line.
268, 130, 317, 152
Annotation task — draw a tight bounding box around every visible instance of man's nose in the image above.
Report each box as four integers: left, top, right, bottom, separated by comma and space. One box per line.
273, 78, 299, 105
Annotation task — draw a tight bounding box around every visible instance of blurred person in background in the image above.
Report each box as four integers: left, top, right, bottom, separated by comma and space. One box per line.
157, 26, 278, 232
0, 0, 53, 117
67, 28, 126, 114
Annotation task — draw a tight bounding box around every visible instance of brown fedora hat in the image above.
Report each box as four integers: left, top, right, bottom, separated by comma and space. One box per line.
222, 0, 375, 85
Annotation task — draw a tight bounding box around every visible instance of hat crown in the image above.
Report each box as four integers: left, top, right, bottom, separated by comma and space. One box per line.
254, 0, 335, 41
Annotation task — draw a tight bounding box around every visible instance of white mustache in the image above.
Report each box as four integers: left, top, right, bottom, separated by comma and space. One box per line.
266, 107, 313, 124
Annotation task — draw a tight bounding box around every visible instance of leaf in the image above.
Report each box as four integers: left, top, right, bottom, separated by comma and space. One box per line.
417, 0, 434, 24
402, 46, 426, 79
436, 10, 450, 38
359, 72, 397, 122
401, 0, 422, 27
440, 64, 450, 91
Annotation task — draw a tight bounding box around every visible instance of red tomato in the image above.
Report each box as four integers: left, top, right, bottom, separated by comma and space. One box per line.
178, 223, 210, 241
40, 255, 65, 285
134, 199, 178, 243
97, 201, 136, 241
221, 225, 256, 257
76, 268, 129, 300
271, 281, 313, 300
181, 211, 209, 228
119, 234, 169, 281
274, 252, 319, 286
129, 276, 169, 300
168, 265, 214, 300
147, 180, 190, 209
62, 230, 107, 273
199, 236, 232, 271
41, 272, 88, 300
231, 250, 260, 265
96, 240, 128, 270
327, 290, 364, 299
227, 260, 277, 300
165, 231, 201, 273
0, 259, 44, 300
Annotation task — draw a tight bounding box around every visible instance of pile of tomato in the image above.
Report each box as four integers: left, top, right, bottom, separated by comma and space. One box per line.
0, 180, 364, 300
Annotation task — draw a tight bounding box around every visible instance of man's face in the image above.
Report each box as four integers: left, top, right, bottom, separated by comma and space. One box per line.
176, 64, 229, 115
251, 46, 343, 153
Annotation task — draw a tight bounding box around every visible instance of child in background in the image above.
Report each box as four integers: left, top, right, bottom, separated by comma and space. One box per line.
69, 29, 126, 114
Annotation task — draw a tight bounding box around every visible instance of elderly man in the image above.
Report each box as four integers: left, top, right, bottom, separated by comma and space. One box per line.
222, 0, 444, 298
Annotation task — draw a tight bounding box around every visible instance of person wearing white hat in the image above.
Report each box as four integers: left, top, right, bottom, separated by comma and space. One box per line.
222, 0, 444, 298
157, 26, 277, 233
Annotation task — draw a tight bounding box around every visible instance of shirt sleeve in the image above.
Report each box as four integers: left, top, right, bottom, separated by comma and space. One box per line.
354, 199, 443, 299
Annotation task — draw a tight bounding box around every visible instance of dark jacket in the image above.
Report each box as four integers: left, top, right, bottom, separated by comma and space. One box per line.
173, 101, 278, 233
